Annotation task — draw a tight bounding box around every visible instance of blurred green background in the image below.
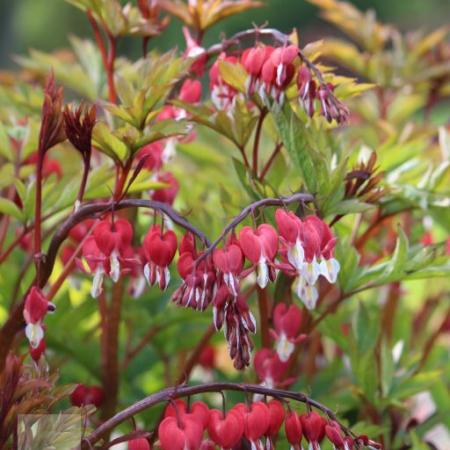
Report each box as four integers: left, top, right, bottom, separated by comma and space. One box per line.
1, 0, 449, 68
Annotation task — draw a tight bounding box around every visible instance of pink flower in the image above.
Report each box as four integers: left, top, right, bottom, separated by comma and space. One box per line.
241, 46, 274, 96
271, 303, 305, 361
233, 401, 270, 447
136, 142, 164, 171
183, 26, 207, 76
23, 287, 53, 348
81, 236, 109, 298
209, 53, 240, 111
275, 209, 340, 309
254, 348, 289, 388
70, 384, 104, 407
213, 243, 244, 296
285, 411, 303, 449
143, 225, 178, 290
152, 172, 180, 205
300, 412, 326, 450
260, 45, 298, 103
238, 224, 278, 288
208, 409, 244, 448
93, 218, 133, 283
179, 79, 202, 104
158, 415, 203, 450
127, 437, 151, 450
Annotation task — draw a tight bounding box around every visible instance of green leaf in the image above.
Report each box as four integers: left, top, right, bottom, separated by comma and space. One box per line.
382, 226, 409, 281
0, 123, 14, 161
329, 199, 374, 215
92, 122, 129, 161
272, 103, 328, 194
218, 60, 248, 93
0, 198, 24, 221
353, 301, 379, 355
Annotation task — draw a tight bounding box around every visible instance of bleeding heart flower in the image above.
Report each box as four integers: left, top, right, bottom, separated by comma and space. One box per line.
271, 303, 306, 362
241, 46, 274, 95
234, 401, 270, 445
23, 287, 53, 349
325, 421, 346, 449
183, 26, 207, 76
136, 142, 164, 172
238, 224, 278, 288
189, 401, 210, 430
300, 411, 326, 450
275, 209, 340, 310
93, 218, 133, 283
143, 225, 177, 290
208, 409, 244, 448
128, 437, 151, 450
254, 348, 289, 388
70, 384, 104, 407
81, 236, 110, 298
158, 415, 203, 450
285, 411, 303, 449
213, 244, 243, 296
266, 399, 285, 437
179, 79, 202, 104
209, 53, 240, 111
152, 172, 180, 205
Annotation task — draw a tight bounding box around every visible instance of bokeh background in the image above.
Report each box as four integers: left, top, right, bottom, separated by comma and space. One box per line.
1, 0, 449, 68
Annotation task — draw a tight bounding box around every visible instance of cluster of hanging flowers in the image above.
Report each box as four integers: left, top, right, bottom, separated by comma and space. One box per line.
172, 209, 340, 369
26, 205, 339, 368
208, 44, 349, 123
138, 397, 381, 450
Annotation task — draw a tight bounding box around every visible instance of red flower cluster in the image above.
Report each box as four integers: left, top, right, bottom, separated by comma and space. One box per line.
172, 209, 338, 368
208, 45, 349, 123
275, 210, 340, 309
156, 398, 372, 450
80, 217, 179, 299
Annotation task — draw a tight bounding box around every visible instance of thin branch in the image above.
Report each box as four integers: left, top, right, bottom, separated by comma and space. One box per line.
195, 192, 314, 267
82, 382, 356, 448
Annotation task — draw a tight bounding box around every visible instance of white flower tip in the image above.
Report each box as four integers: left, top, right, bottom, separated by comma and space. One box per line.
25, 323, 44, 349
91, 268, 104, 298
110, 253, 121, 283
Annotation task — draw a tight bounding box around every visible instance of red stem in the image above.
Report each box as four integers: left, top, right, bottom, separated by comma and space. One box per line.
252, 109, 267, 176
87, 10, 117, 104
259, 142, 283, 181
34, 154, 44, 284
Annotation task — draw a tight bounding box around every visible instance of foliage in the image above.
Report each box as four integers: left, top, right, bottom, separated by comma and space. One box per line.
0, 0, 449, 449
